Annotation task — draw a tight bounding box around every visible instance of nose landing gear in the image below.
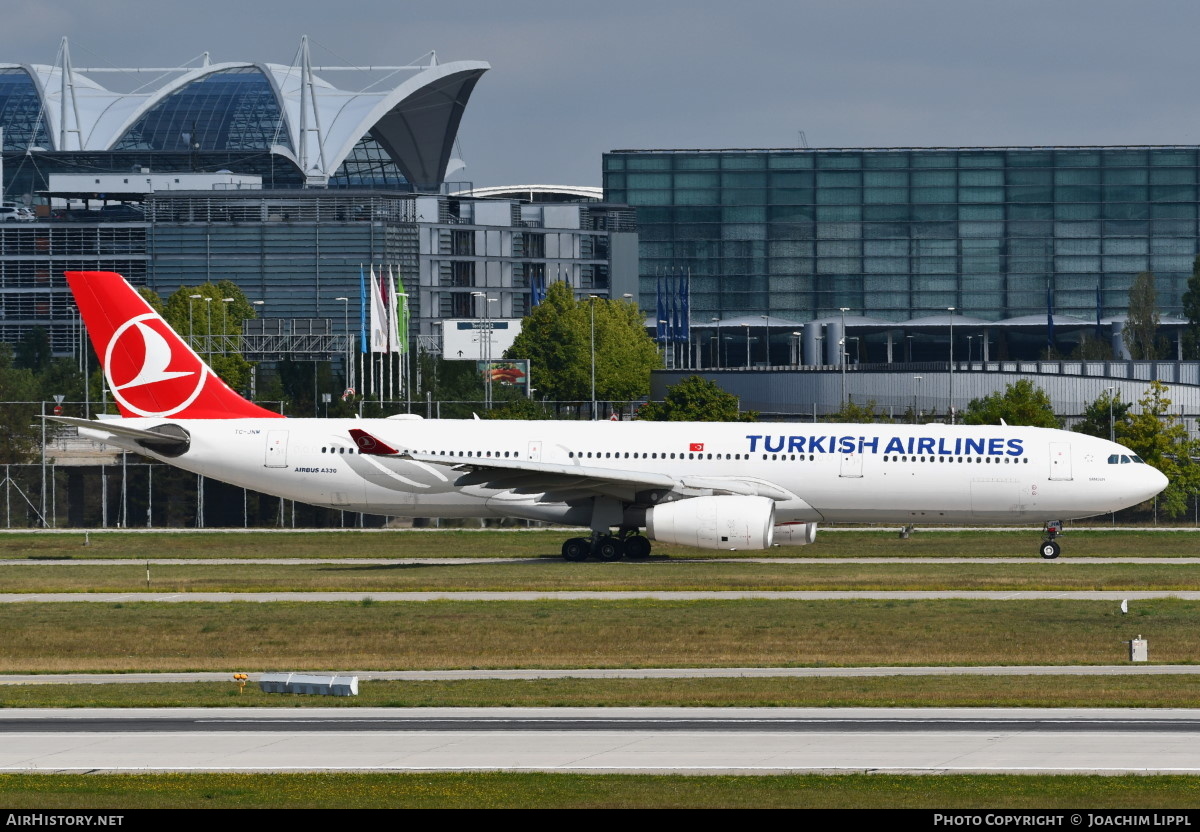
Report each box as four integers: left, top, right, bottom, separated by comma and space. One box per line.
1039, 521, 1063, 559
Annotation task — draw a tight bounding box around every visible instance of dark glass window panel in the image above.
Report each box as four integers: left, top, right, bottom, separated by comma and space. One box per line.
1009, 205, 1053, 220
1056, 168, 1101, 185
815, 153, 861, 168
673, 189, 720, 206
628, 173, 671, 188
959, 206, 1003, 221
672, 207, 720, 223
1009, 220, 1053, 236
1055, 185, 1100, 202
1103, 168, 1148, 185
1055, 221, 1101, 237
1103, 202, 1150, 220
1054, 203, 1101, 220
1057, 238, 1100, 255
958, 154, 1004, 168
627, 189, 671, 206
815, 206, 861, 221
627, 156, 670, 170
816, 171, 861, 187
1007, 151, 1052, 166
1151, 185, 1196, 202
862, 220, 909, 237
1149, 150, 1196, 166
604, 173, 625, 189
911, 221, 957, 238
863, 206, 909, 222
674, 155, 719, 170
721, 155, 766, 170
721, 172, 766, 188
769, 171, 813, 188
1152, 204, 1197, 219
912, 186, 954, 203
766, 154, 814, 169
910, 153, 956, 168
912, 205, 956, 222
115, 68, 291, 152
959, 222, 1004, 237
863, 187, 908, 204
1103, 238, 1148, 255
912, 170, 956, 187
864, 171, 906, 187
1150, 168, 1196, 185
723, 206, 766, 222
863, 153, 909, 168
1009, 185, 1055, 202
1056, 151, 1101, 166
816, 188, 861, 205
959, 170, 1003, 186
1103, 220, 1150, 236
0, 69, 50, 150
958, 187, 1004, 203
329, 134, 409, 187
768, 188, 814, 205
1007, 169, 1053, 186
1103, 150, 1148, 167
603, 155, 625, 171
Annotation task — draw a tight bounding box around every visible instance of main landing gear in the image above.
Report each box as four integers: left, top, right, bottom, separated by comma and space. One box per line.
1039, 520, 1063, 560
561, 530, 652, 562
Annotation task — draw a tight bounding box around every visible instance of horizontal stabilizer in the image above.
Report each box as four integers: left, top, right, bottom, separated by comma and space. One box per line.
46, 415, 189, 450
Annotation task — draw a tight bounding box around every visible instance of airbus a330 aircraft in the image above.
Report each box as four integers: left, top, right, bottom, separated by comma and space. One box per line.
52, 271, 1167, 561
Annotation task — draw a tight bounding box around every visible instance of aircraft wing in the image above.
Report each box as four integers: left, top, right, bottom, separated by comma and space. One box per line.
349, 428, 795, 504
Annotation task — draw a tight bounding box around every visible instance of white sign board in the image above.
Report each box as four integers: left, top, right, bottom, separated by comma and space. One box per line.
442, 319, 522, 361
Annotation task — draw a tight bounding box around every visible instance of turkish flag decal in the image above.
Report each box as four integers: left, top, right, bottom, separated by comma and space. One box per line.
689, 442, 704, 452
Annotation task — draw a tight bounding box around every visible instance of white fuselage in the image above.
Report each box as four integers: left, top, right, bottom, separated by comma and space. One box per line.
78, 417, 1167, 526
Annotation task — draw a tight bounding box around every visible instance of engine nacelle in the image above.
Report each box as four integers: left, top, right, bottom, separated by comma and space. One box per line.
645, 495, 775, 550
772, 522, 818, 546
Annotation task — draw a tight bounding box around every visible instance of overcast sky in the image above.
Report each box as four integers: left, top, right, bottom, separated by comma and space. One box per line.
4, 1, 1200, 186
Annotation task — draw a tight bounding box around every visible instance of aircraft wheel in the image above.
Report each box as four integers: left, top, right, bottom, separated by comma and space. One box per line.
562, 537, 590, 562
624, 535, 651, 559
1039, 540, 1061, 560
597, 536, 624, 562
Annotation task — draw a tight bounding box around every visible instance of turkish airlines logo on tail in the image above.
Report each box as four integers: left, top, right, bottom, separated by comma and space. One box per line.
104, 313, 209, 417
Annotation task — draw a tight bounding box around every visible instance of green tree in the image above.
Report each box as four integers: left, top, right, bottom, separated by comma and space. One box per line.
1124, 271, 1163, 360
636, 375, 757, 422
0, 344, 41, 463
14, 326, 52, 372
1182, 256, 1200, 359
822, 397, 886, 423
162, 282, 257, 393
1117, 380, 1200, 518
961, 379, 1059, 428
1073, 389, 1132, 441
482, 395, 557, 420
505, 282, 661, 405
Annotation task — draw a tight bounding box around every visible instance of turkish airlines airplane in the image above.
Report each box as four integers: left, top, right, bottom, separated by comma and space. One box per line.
52, 271, 1166, 561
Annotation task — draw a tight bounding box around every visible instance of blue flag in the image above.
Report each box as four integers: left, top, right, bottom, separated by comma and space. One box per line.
656, 276, 667, 342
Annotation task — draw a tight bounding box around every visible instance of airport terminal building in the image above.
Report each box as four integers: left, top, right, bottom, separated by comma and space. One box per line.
605, 146, 1200, 364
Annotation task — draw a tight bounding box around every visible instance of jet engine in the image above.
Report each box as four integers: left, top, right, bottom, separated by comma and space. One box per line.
772, 522, 818, 546
645, 495, 775, 550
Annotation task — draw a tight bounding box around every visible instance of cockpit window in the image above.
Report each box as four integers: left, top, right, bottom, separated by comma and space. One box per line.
1120, 455, 1131, 463
1108, 454, 1119, 464
1131, 455, 1144, 463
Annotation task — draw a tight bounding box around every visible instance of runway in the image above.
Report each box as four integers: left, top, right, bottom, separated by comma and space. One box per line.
3, 556, 1199, 565
3, 665, 1200, 685
2, 590, 1199, 602
3, 707, 1199, 773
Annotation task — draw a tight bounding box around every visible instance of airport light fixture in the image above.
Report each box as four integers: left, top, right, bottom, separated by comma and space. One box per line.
220, 298, 234, 354
188, 294, 201, 348
742, 323, 751, 370
589, 294, 600, 420
839, 307, 850, 407
947, 306, 956, 424
913, 375, 923, 424
760, 314, 770, 366
1106, 385, 1116, 443
335, 297, 350, 389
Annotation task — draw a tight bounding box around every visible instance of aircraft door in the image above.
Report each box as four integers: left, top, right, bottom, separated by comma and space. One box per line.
527, 441, 542, 462
839, 450, 863, 478
264, 430, 289, 468
1048, 442, 1072, 481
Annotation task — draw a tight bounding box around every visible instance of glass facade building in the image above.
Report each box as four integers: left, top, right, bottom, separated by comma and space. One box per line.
604, 147, 1200, 323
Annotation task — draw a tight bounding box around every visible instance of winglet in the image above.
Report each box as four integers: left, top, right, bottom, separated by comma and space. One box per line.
349, 428, 400, 456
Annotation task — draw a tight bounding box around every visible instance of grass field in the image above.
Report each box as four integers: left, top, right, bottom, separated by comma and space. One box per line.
3, 528, 1200, 560
0, 772, 1198, 809
5, 675, 1200, 709
0, 599, 1193, 672
4, 560, 1200, 592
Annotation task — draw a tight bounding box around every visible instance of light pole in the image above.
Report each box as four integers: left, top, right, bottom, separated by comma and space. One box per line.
335, 297, 350, 391
250, 300, 264, 401
913, 375, 923, 424
947, 306, 955, 423
188, 294, 201, 348
220, 298, 234, 354
791, 330, 802, 365
760, 314, 769, 366
967, 335, 974, 365
839, 307, 850, 408
589, 294, 599, 420
203, 297, 213, 358
711, 318, 720, 368
1106, 385, 1116, 442
742, 324, 751, 369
